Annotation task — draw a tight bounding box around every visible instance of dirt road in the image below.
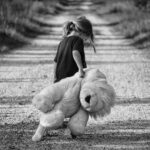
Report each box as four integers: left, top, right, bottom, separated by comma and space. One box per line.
0, 0, 150, 149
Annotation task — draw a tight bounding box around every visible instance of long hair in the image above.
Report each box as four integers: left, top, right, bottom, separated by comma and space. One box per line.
63, 16, 96, 53
63, 21, 75, 37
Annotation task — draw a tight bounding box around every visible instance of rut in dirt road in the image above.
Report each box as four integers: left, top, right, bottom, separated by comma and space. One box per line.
0, 0, 150, 149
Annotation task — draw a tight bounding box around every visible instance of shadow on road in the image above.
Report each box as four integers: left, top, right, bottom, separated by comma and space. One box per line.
0, 120, 150, 150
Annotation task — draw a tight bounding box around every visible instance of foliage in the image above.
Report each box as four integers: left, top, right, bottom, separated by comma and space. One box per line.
108, 1, 135, 14
0, 0, 60, 31
96, 0, 150, 49
0, 0, 34, 30
0, 0, 61, 50
134, 0, 149, 8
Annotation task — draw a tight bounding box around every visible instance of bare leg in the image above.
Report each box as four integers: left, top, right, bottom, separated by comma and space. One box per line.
32, 124, 46, 142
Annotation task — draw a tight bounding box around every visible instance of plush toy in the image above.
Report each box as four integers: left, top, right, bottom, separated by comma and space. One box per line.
32, 68, 115, 142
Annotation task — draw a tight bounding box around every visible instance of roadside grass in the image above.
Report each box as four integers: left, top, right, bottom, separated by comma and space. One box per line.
0, 0, 62, 52
95, 0, 150, 50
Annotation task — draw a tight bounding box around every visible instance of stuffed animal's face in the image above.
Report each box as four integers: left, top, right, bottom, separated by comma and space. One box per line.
80, 80, 115, 119
80, 82, 103, 112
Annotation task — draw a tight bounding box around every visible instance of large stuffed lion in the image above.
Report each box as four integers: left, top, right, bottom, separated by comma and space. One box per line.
32, 68, 115, 142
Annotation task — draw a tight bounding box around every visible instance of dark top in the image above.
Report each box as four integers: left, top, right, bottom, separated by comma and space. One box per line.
54, 36, 87, 82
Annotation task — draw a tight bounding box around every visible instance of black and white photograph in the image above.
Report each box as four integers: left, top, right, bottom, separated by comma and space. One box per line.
0, 0, 150, 149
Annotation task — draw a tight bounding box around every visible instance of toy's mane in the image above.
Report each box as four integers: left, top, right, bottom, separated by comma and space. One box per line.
89, 83, 115, 120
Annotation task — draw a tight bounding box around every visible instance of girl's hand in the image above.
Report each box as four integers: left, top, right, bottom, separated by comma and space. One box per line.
79, 69, 85, 78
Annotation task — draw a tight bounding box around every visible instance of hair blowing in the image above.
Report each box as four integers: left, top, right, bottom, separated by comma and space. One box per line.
63, 16, 96, 53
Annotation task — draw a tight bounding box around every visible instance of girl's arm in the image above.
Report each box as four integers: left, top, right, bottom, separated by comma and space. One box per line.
53, 62, 57, 82
72, 50, 85, 78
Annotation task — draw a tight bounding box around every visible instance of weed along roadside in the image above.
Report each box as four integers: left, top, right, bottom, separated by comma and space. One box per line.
0, 0, 64, 52
94, 0, 150, 50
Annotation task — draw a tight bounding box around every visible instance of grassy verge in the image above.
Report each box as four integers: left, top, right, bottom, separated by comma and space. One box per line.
0, 0, 63, 52
94, 0, 150, 50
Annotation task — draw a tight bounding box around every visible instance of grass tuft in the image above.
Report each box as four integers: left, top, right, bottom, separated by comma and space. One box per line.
96, 0, 150, 50
0, 0, 61, 51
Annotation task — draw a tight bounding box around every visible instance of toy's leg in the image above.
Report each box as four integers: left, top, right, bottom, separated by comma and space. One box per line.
32, 110, 65, 142
68, 108, 89, 138
32, 124, 46, 142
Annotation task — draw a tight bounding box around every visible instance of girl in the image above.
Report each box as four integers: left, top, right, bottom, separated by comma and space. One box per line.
53, 16, 96, 83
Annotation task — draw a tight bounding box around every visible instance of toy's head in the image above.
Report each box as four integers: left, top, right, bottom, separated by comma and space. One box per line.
80, 69, 115, 119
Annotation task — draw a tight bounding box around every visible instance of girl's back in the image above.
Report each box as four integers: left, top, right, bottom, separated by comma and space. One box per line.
53, 16, 95, 83
54, 35, 86, 82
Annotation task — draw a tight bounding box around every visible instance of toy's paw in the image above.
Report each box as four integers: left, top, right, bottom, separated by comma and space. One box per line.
32, 134, 43, 142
